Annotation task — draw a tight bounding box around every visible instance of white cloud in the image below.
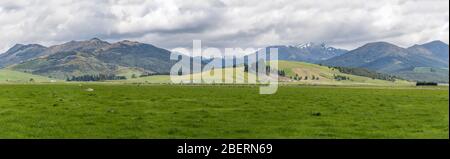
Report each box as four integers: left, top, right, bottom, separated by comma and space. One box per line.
0, 0, 448, 53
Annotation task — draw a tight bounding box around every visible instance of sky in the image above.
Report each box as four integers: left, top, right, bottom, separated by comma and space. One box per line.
0, 0, 449, 53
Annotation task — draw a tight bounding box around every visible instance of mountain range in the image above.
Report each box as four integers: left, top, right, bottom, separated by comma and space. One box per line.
1, 38, 178, 79
0, 44, 48, 67
321, 41, 449, 82
263, 42, 348, 63
198, 42, 347, 68
0, 38, 448, 82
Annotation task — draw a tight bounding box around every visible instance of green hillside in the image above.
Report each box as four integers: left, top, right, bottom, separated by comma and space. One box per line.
395, 67, 449, 83
108, 66, 248, 84
0, 69, 57, 83
113, 60, 413, 86
109, 75, 170, 83
277, 60, 412, 85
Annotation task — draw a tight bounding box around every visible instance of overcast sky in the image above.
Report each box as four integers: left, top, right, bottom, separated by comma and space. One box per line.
0, 0, 448, 53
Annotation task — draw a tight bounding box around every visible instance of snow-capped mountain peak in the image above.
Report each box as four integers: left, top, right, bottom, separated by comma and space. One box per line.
295, 42, 331, 49
296, 42, 314, 49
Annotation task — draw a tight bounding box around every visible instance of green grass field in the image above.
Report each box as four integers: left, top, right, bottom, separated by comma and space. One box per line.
0, 84, 447, 138
0, 69, 57, 83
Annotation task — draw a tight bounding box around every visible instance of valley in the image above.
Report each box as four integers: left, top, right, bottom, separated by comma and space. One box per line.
0, 38, 447, 139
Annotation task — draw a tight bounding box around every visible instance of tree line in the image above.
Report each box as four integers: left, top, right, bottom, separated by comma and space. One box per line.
416, 81, 438, 86
243, 64, 286, 77
66, 74, 127, 81
137, 72, 170, 78
329, 66, 398, 81
333, 74, 350, 81
290, 74, 320, 81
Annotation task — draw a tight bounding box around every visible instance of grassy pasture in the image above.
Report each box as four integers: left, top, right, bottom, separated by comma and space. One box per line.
0, 69, 56, 83
0, 84, 447, 138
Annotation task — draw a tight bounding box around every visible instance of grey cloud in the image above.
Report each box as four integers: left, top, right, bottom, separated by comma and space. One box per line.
0, 0, 448, 53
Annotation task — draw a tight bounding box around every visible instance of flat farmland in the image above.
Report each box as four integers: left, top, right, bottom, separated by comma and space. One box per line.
0, 84, 448, 138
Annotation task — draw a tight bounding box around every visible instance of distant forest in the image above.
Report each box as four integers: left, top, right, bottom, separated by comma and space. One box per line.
329, 66, 399, 81
66, 74, 126, 81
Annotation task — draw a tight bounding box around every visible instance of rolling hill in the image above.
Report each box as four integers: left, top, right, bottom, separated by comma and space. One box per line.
115, 60, 411, 86
0, 69, 57, 83
195, 60, 410, 85
276, 61, 411, 85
